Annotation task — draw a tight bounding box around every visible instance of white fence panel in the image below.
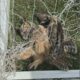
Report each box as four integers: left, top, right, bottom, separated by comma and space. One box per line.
0, 0, 10, 53
7, 70, 80, 79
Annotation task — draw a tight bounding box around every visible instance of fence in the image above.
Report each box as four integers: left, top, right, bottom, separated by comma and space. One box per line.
0, 0, 80, 80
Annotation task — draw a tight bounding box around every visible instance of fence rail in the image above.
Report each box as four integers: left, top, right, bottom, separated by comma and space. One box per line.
7, 70, 80, 79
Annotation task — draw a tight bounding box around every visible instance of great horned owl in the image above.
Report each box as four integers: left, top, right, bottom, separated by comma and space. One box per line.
35, 13, 77, 70
19, 24, 50, 69
18, 13, 77, 70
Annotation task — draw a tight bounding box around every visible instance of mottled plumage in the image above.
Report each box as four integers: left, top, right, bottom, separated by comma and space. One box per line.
15, 19, 36, 40
35, 13, 77, 70
19, 24, 50, 69
18, 14, 77, 70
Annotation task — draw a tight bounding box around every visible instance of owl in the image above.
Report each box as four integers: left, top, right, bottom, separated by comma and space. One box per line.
18, 13, 77, 70
19, 24, 50, 69
34, 13, 77, 70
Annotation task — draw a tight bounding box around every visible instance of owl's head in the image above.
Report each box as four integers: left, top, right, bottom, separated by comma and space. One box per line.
34, 13, 51, 28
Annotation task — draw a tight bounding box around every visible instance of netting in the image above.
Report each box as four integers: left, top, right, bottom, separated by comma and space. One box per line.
10, 0, 80, 41
8, 0, 80, 70
0, 0, 80, 79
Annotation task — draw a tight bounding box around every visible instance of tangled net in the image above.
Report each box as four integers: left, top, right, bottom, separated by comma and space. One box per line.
0, 0, 80, 79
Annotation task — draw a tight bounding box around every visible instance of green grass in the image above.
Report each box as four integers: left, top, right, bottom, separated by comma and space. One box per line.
9, 0, 80, 71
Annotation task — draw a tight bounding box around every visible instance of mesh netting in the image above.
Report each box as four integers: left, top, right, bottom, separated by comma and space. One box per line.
0, 0, 80, 79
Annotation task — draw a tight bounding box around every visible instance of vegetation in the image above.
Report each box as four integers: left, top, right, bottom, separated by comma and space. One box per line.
9, 0, 80, 71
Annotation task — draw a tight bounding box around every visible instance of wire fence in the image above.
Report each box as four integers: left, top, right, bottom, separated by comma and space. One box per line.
0, 0, 80, 79
8, 0, 80, 70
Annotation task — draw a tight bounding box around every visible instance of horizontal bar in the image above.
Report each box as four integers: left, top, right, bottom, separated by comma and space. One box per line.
7, 70, 80, 79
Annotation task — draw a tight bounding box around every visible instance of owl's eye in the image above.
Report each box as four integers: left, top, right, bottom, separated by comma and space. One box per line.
60, 20, 63, 23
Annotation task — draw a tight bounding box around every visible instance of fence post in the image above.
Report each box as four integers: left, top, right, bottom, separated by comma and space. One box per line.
0, 0, 10, 53
0, 0, 10, 79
